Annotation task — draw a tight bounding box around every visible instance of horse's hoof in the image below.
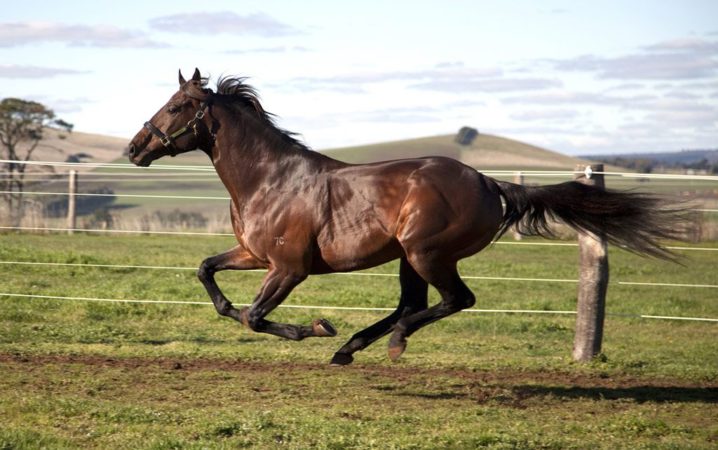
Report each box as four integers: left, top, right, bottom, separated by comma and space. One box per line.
329, 352, 353, 366
388, 341, 407, 362
312, 319, 337, 337
388, 345, 405, 362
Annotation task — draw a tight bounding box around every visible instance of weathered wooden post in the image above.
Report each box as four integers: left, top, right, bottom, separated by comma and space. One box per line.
512, 172, 524, 240
67, 170, 77, 234
572, 164, 609, 362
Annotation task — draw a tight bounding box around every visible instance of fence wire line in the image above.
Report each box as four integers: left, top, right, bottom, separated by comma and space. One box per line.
0, 190, 230, 201
5, 190, 717, 213
1, 172, 218, 178
0, 159, 216, 172
0, 226, 234, 236
3, 159, 718, 181
1, 260, 716, 289
2, 292, 716, 322
2, 225, 717, 252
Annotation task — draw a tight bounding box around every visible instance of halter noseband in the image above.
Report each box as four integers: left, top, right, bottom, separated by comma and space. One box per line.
144, 100, 211, 157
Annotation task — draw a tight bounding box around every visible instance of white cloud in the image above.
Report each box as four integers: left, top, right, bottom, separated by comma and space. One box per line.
510, 109, 580, 121
225, 46, 310, 55
0, 22, 168, 48
149, 12, 299, 37
0, 64, 89, 78
284, 66, 561, 94
549, 37, 718, 80
411, 77, 562, 93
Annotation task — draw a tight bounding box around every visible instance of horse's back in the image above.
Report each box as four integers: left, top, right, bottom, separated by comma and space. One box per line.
313, 156, 502, 271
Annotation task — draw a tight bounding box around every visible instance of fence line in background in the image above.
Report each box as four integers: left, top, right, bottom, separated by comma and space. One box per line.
1, 172, 218, 178
3, 159, 718, 181
2, 225, 716, 252
0, 160, 216, 172
0, 226, 235, 236
1, 260, 716, 289
2, 292, 716, 323
0, 190, 231, 201
6, 190, 716, 212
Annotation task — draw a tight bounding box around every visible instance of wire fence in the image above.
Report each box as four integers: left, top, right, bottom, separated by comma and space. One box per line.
2, 158, 717, 324
4, 158, 718, 180
2, 292, 717, 323
1, 259, 716, 288
2, 225, 717, 253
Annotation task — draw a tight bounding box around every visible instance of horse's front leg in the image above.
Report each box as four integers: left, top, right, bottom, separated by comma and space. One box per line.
239, 268, 337, 341
197, 245, 264, 323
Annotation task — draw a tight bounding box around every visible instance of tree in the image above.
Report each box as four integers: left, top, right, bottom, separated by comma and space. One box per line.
0, 98, 72, 226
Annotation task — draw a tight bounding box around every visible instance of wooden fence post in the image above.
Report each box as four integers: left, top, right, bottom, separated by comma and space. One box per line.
572, 164, 609, 362
513, 172, 524, 241
67, 170, 77, 234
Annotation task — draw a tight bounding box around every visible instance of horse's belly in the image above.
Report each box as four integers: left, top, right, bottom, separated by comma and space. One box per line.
311, 235, 403, 274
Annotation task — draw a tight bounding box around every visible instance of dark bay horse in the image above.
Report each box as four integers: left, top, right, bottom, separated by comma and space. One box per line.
129, 69, 682, 365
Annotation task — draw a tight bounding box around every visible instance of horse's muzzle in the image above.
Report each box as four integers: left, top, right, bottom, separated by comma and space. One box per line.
128, 143, 153, 167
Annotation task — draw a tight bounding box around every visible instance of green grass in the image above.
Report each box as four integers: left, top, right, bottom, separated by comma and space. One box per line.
0, 233, 716, 448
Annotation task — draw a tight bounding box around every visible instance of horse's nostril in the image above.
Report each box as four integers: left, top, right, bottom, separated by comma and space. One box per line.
128, 144, 136, 157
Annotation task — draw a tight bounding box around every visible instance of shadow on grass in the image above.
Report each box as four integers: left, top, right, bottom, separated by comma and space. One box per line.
515, 385, 718, 404
390, 385, 718, 405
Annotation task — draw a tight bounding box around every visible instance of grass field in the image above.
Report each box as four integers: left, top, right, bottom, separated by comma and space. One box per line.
1, 233, 716, 449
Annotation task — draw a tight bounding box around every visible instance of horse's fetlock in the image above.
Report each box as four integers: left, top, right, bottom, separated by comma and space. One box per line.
462, 292, 476, 309
246, 312, 262, 330
216, 300, 234, 317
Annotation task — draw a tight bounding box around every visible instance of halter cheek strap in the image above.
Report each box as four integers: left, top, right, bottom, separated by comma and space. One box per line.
144, 102, 210, 157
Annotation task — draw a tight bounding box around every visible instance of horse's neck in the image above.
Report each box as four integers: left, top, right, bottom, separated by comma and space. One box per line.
208, 109, 342, 201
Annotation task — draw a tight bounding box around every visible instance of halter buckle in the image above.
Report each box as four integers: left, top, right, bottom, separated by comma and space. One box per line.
160, 136, 172, 147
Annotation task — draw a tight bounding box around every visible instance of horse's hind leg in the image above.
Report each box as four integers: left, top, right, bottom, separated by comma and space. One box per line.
387, 259, 475, 362
330, 258, 428, 366
198, 245, 264, 323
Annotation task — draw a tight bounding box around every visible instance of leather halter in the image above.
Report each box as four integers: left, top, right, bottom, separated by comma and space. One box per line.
144, 100, 211, 157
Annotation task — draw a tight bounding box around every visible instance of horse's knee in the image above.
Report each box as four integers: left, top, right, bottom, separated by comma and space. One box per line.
197, 259, 214, 282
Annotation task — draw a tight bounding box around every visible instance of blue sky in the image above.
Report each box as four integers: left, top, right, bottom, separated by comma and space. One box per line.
1, 0, 717, 155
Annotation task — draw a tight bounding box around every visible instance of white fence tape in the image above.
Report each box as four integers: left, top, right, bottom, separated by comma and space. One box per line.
2, 292, 716, 322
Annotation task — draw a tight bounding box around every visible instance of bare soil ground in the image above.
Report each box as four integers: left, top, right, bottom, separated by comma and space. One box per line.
4, 353, 715, 406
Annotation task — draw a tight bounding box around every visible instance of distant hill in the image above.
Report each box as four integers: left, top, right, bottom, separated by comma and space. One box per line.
25, 128, 127, 173
588, 150, 718, 165
588, 149, 718, 173
322, 133, 599, 171
28, 128, 598, 173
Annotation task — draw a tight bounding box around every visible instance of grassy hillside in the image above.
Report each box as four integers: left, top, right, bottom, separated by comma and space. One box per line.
28, 128, 127, 172
322, 133, 597, 171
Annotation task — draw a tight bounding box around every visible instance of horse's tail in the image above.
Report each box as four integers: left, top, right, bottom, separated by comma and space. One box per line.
493, 180, 688, 261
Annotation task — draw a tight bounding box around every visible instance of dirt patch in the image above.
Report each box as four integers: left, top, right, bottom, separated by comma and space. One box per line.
2, 352, 716, 394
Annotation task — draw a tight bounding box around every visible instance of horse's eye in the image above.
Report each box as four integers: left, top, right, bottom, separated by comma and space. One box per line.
167, 104, 181, 114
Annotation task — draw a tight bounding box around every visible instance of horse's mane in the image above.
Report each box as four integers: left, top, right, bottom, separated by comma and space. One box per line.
214, 76, 308, 151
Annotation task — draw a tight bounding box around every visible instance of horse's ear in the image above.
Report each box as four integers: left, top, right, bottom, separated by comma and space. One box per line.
192, 68, 201, 82
178, 69, 186, 86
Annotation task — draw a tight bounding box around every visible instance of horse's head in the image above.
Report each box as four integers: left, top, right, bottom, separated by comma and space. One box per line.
128, 68, 213, 167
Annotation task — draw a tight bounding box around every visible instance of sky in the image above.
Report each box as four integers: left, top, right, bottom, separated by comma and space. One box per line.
1, 0, 717, 155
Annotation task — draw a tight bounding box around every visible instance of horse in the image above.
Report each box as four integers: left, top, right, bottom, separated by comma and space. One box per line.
129, 68, 683, 366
